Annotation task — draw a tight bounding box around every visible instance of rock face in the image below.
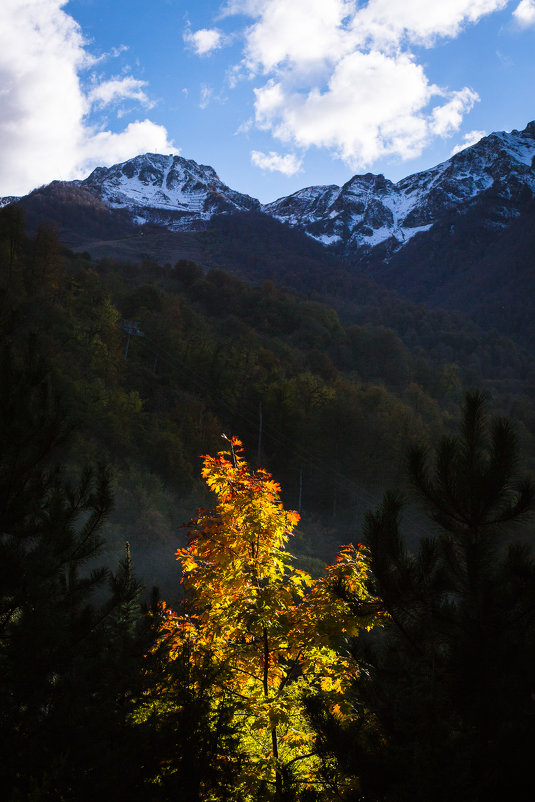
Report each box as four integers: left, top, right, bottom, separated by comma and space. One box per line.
262, 121, 535, 254
80, 153, 261, 230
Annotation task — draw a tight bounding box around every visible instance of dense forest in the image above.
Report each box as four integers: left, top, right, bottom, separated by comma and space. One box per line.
1, 206, 535, 800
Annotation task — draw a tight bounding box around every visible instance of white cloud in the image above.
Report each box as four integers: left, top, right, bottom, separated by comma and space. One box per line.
84, 44, 129, 68
224, 0, 509, 170
79, 120, 177, 168
239, 0, 509, 71
243, 0, 355, 74
350, 0, 510, 49
235, 119, 254, 135
450, 129, 488, 155
251, 150, 303, 174
0, 0, 177, 196
429, 88, 480, 137
184, 27, 226, 56
200, 85, 214, 109
254, 53, 478, 168
513, 0, 535, 27
87, 76, 154, 109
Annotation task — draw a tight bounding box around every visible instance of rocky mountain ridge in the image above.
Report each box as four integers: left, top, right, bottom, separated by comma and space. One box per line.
2, 121, 535, 258
264, 121, 535, 253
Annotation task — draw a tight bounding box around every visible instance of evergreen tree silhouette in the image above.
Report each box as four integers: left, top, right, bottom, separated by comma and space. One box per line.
0, 343, 151, 800
312, 393, 535, 801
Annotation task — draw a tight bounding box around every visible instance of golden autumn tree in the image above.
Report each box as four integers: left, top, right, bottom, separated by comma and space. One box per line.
157, 437, 383, 800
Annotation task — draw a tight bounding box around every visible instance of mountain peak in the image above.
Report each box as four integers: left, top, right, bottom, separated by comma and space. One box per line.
524, 120, 535, 135
80, 152, 260, 230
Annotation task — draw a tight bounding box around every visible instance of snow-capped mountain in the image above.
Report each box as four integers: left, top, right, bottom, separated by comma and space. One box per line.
3, 121, 535, 259
79, 153, 260, 230
262, 121, 535, 253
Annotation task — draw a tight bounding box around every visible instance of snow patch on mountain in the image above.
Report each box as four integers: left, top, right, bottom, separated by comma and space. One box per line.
309, 232, 343, 245
0, 196, 21, 208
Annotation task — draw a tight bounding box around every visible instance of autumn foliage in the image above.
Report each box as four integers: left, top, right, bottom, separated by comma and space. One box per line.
156, 437, 383, 799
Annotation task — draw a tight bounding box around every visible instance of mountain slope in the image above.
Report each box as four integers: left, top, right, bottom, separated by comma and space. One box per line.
359, 193, 535, 351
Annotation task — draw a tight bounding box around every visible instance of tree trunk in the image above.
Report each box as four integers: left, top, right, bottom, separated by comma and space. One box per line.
263, 626, 282, 798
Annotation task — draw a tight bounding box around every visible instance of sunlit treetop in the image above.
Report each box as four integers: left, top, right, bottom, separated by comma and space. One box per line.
149, 437, 385, 799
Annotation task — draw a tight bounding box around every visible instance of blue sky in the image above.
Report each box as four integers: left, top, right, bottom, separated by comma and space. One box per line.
1, 1, 534, 202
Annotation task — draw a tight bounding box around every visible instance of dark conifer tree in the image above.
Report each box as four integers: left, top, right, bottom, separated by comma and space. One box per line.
0, 343, 153, 800
311, 392, 535, 801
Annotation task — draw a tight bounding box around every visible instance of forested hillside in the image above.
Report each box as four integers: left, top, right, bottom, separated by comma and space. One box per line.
2, 206, 535, 800
3, 208, 535, 567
